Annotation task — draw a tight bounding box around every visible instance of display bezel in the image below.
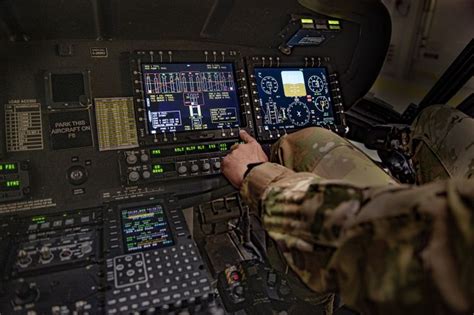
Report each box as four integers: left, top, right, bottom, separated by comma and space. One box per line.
130, 51, 254, 146
247, 56, 347, 142
140, 62, 242, 135
44, 69, 92, 110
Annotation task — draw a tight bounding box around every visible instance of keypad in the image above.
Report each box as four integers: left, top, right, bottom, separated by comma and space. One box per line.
106, 243, 211, 314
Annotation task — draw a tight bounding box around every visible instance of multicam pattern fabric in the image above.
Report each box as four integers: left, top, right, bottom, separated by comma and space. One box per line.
411, 105, 474, 183
241, 106, 474, 314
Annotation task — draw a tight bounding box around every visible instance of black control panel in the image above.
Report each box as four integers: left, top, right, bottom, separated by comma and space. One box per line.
119, 140, 239, 185
0, 161, 30, 203
0, 208, 102, 314
103, 200, 213, 314
0, 200, 215, 314
217, 260, 325, 314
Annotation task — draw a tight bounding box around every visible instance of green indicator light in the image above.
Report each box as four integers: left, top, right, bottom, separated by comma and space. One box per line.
175, 147, 185, 153
0, 163, 16, 171
32, 216, 46, 222
208, 144, 217, 150
6, 180, 20, 187
301, 18, 314, 24
197, 145, 206, 151
329, 25, 341, 30
151, 149, 161, 155
186, 146, 196, 152
219, 143, 228, 151
152, 165, 164, 174
328, 20, 340, 25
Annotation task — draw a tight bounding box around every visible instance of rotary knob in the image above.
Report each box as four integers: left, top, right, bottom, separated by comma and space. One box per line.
13, 279, 39, 306
177, 165, 188, 175
67, 166, 88, 185
126, 154, 138, 165
40, 246, 53, 263
17, 250, 32, 268
142, 170, 151, 179
202, 162, 211, 172
213, 161, 221, 170
81, 243, 93, 255
190, 164, 199, 173
128, 171, 140, 182
140, 154, 149, 163
59, 248, 72, 259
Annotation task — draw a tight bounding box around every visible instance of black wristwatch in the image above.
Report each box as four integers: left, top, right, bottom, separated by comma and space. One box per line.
244, 162, 265, 178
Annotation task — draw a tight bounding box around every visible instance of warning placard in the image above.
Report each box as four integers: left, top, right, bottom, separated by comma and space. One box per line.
5, 102, 44, 152
49, 110, 93, 150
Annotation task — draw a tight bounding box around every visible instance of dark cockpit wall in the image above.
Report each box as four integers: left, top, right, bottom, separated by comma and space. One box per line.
0, 0, 391, 111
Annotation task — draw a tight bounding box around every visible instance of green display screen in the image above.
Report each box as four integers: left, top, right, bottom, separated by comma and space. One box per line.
150, 142, 237, 158
0, 180, 21, 191
151, 164, 176, 174
0, 163, 17, 173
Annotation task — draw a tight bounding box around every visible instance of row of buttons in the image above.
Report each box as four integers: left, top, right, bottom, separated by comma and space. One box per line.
107, 291, 212, 314
126, 158, 222, 183
27, 215, 91, 232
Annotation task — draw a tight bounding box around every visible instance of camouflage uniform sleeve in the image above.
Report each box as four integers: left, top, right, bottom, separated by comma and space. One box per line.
241, 166, 474, 315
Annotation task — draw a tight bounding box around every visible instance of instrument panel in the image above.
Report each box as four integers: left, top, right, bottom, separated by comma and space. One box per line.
0, 0, 395, 309
0, 46, 346, 314
0, 46, 347, 212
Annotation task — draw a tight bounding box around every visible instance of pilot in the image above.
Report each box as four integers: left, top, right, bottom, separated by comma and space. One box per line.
221, 104, 474, 315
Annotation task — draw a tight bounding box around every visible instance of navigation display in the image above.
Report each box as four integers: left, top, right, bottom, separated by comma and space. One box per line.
254, 67, 335, 131
141, 63, 241, 134
121, 204, 174, 252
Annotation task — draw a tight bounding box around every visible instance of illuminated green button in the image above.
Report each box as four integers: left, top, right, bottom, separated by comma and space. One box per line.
6, 180, 20, 187
328, 20, 340, 25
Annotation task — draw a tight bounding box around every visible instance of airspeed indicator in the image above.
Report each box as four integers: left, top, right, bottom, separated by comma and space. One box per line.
261, 76, 279, 95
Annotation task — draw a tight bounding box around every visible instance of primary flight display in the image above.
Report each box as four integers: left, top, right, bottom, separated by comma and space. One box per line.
254, 67, 335, 131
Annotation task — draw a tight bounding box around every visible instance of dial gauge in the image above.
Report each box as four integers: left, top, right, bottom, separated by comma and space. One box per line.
314, 96, 330, 112
308, 75, 325, 94
260, 76, 279, 95
287, 100, 310, 126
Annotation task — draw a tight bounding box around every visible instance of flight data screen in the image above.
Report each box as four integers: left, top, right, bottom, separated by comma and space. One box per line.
142, 63, 241, 134
121, 204, 174, 253
254, 67, 335, 131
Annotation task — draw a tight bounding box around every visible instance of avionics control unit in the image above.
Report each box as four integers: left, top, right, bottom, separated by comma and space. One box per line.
123, 50, 253, 184
103, 199, 213, 314
130, 50, 254, 145
247, 56, 347, 141
120, 140, 238, 185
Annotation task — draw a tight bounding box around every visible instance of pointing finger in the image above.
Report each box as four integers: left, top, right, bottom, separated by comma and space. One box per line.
239, 130, 256, 143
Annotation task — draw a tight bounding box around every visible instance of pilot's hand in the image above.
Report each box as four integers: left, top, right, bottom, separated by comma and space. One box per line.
221, 130, 268, 189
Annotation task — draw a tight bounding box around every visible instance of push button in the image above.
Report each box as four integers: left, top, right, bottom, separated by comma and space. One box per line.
202, 162, 211, 172
190, 164, 199, 173
177, 165, 187, 175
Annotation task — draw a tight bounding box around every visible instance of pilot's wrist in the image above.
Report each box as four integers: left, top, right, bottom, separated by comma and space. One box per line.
240, 163, 295, 214
243, 162, 265, 179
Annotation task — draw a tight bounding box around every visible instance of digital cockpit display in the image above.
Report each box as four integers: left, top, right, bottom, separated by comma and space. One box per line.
121, 204, 174, 253
254, 67, 335, 131
141, 63, 241, 134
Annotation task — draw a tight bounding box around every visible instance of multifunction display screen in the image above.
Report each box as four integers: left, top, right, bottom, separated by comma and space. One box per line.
121, 204, 174, 253
254, 67, 335, 131
142, 63, 241, 134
